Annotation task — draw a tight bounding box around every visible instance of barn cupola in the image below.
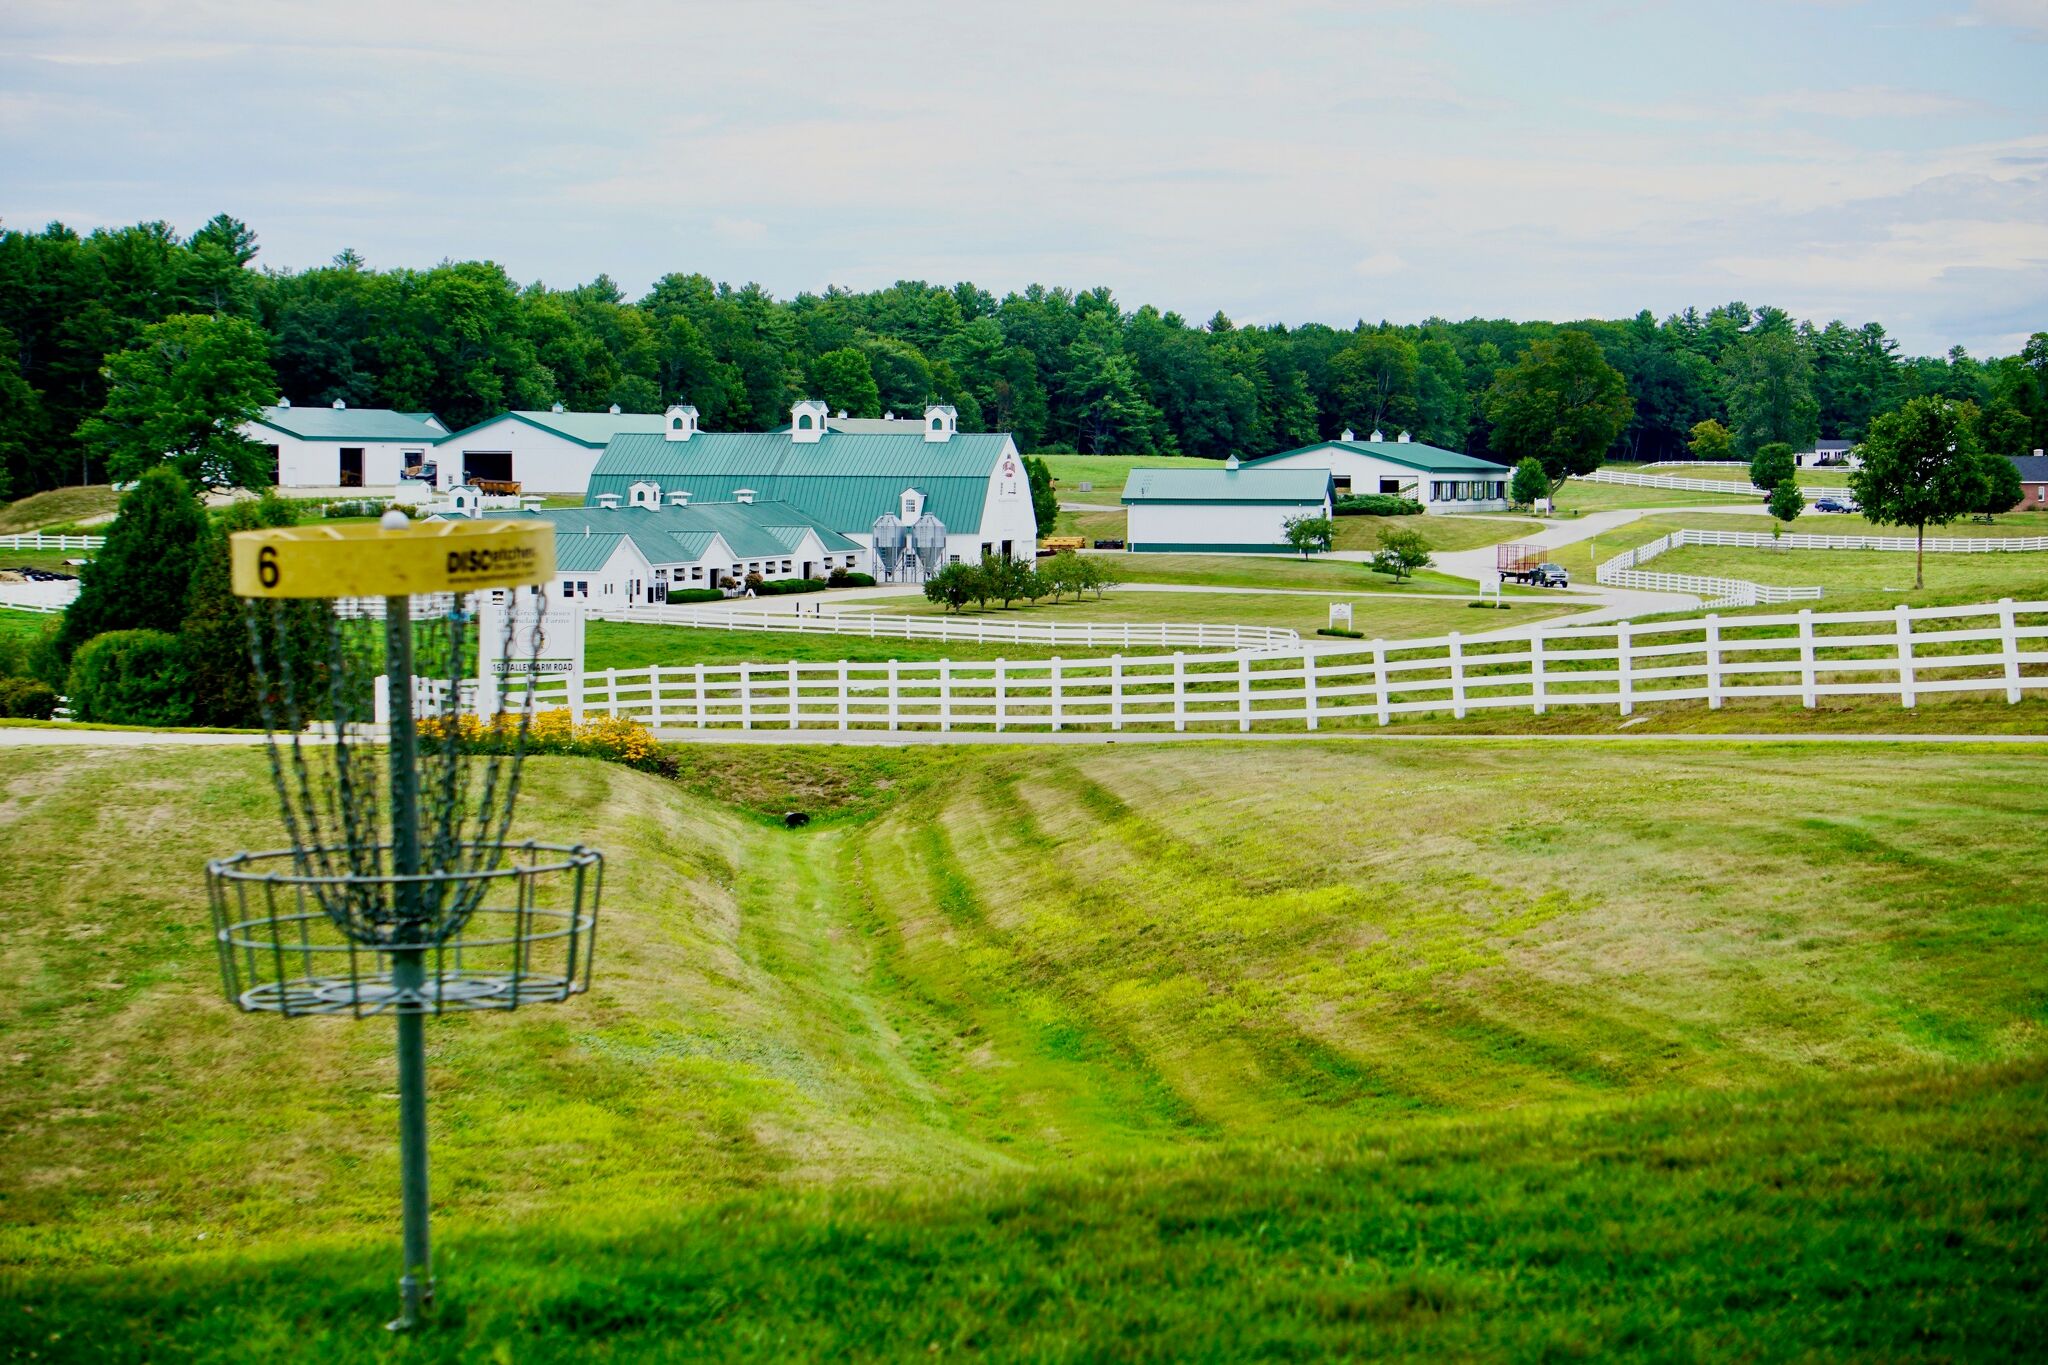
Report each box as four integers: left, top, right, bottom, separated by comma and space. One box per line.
1225, 454, 1241, 471
278, 396, 292, 408
923, 404, 958, 443
734, 488, 757, 504
666, 489, 692, 507
1369, 428, 1385, 442
664, 403, 700, 442
595, 492, 622, 509
332, 399, 347, 410
628, 480, 661, 509
790, 399, 829, 443
1397, 431, 1412, 443
1340, 427, 1355, 442
551, 402, 565, 413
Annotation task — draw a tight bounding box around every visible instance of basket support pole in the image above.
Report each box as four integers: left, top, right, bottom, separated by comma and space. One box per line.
383, 594, 434, 1330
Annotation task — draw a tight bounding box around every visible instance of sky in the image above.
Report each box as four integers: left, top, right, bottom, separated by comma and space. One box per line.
3, 0, 2045, 358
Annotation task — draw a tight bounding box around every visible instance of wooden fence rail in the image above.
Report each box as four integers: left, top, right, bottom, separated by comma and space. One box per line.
0, 533, 104, 551
480, 598, 2048, 733
592, 604, 1301, 650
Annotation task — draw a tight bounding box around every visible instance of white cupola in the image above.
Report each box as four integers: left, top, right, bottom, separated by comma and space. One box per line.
595, 492, 622, 509
664, 403, 700, 442
790, 399, 829, 443
923, 403, 958, 443
278, 396, 292, 408
1369, 428, 1385, 442
1225, 454, 1241, 471
551, 402, 565, 413
608, 403, 621, 414
628, 480, 661, 509
332, 399, 347, 410
1397, 431, 1412, 443
1340, 427, 1354, 442
667, 489, 692, 507
734, 488, 757, 504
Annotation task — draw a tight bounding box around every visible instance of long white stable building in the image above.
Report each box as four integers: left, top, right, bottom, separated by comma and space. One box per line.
1244, 430, 1512, 513
431, 406, 670, 492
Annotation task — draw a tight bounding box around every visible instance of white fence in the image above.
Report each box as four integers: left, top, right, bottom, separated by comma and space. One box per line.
1583, 469, 1828, 496
1595, 532, 1823, 608
491, 599, 2048, 731
1666, 527, 2048, 554
0, 533, 104, 552
594, 603, 1301, 651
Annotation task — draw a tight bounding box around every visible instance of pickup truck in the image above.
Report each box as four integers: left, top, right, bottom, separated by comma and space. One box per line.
1497, 543, 1569, 587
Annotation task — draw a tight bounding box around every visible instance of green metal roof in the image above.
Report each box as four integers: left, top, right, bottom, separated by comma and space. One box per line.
439, 409, 670, 448
1244, 439, 1511, 476
483, 500, 858, 568
588, 430, 1015, 534
252, 405, 446, 442
1122, 466, 1332, 505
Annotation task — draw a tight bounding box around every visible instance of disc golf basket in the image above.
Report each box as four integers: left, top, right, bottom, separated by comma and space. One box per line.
205, 514, 602, 1331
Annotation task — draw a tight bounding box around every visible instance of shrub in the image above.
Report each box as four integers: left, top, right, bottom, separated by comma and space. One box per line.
420, 709, 675, 777
667, 588, 725, 603
55, 467, 208, 667
66, 629, 194, 726
753, 578, 828, 597
0, 676, 58, 719
924, 563, 979, 612
1334, 494, 1424, 517
827, 569, 876, 588
1369, 526, 1433, 581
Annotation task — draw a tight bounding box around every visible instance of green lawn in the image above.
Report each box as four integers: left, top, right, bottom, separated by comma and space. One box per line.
1050, 506, 1126, 541
1031, 453, 1219, 496
1551, 479, 1757, 512
1330, 512, 1540, 555
2, 740, 2043, 1357
830, 588, 1582, 639
585, 620, 1150, 670
1652, 543, 2048, 601
1096, 552, 1514, 595
0, 484, 120, 534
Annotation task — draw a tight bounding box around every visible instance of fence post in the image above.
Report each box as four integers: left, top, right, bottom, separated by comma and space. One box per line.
838, 661, 850, 728
695, 662, 707, 728
1999, 597, 2022, 703
605, 667, 619, 719
648, 667, 663, 728
887, 659, 900, 730
1705, 616, 1723, 709
1238, 652, 1252, 732
1303, 649, 1318, 731
994, 658, 1006, 733
940, 660, 953, 732
1111, 654, 1124, 731
1449, 632, 1466, 719
1172, 652, 1187, 732
1051, 656, 1064, 732
1892, 606, 1916, 708
569, 665, 586, 724
1374, 639, 1390, 726
1617, 622, 1633, 717
788, 660, 800, 730
1529, 633, 1546, 715
1798, 608, 1816, 709
740, 662, 754, 730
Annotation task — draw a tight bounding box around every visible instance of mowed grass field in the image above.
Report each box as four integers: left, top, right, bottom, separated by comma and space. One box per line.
0, 485, 120, 534
1329, 512, 1539, 555
829, 588, 1583, 639
2, 740, 2044, 1359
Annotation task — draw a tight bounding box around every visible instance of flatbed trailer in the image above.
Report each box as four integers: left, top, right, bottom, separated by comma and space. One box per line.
1497, 542, 1568, 587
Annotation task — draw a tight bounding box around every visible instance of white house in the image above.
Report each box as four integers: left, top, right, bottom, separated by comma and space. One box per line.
584, 401, 1038, 581
1121, 459, 1333, 553
247, 400, 447, 489
431, 498, 864, 606
1795, 439, 1859, 468
431, 405, 670, 492
1243, 430, 1512, 514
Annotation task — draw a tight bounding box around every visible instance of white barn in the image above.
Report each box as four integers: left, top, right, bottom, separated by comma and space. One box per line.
1121, 460, 1333, 553
432, 406, 670, 492
585, 401, 1038, 581
431, 498, 864, 606
1244, 430, 1512, 514
248, 401, 447, 490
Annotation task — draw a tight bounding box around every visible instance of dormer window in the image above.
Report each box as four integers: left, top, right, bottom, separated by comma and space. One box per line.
798, 413, 814, 430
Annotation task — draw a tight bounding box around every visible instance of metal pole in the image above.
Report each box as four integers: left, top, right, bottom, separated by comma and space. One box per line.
383, 593, 432, 1331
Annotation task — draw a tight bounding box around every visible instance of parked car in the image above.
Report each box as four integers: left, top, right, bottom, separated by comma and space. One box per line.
1812, 497, 1848, 513
1530, 562, 1570, 588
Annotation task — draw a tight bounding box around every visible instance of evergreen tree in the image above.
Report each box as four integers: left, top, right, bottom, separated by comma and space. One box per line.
54, 467, 208, 664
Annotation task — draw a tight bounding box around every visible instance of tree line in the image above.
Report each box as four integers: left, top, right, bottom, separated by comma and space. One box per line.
2, 213, 2046, 499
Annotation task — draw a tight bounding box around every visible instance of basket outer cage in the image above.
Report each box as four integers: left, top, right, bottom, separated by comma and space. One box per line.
207, 841, 602, 1017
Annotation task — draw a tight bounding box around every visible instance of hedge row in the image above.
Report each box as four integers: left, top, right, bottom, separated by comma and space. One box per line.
1335, 494, 1424, 517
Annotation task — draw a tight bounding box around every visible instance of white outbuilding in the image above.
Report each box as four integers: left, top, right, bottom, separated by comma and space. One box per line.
1243, 430, 1512, 513
432, 406, 671, 492
246, 400, 447, 490
1120, 459, 1333, 553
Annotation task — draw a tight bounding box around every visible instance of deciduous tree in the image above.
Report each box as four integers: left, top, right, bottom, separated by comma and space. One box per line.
1849, 397, 1984, 588
1483, 331, 1634, 481
79, 313, 275, 487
